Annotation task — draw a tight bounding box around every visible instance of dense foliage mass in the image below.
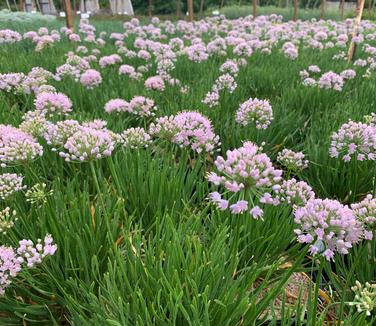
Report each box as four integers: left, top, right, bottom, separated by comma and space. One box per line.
0, 14, 375, 325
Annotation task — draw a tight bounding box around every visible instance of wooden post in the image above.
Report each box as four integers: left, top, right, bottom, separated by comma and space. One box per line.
148, 0, 152, 17
63, 0, 74, 31
339, 0, 344, 19
199, 0, 205, 17
176, 0, 181, 19
19, 0, 25, 11
187, 0, 193, 22
252, 0, 257, 18
220, 0, 225, 9
320, 0, 326, 19
368, 0, 372, 16
293, 0, 298, 21
348, 0, 366, 62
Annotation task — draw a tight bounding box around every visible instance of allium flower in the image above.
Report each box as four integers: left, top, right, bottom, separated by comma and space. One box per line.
17, 234, 57, 268
351, 194, 375, 240
294, 199, 362, 260
230, 200, 248, 214
0, 174, 25, 200
202, 91, 220, 107
34, 92, 72, 117
349, 281, 376, 316
19, 110, 48, 138
282, 42, 298, 60
0, 207, 18, 234
0, 246, 21, 295
128, 96, 157, 118
208, 192, 229, 211
0, 125, 43, 166
145, 76, 165, 91
329, 120, 376, 161
220, 60, 239, 75
43, 120, 81, 149
25, 183, 53, 207
59, 127, 115, 162
308, 65, 321, 73
213, 74, 237, 93
302, 78, 317, 87
276, 179, 315, 207
0, 29, 22, 44
99, 54, 122, 68
340, 69, 356, 80
235, 98, 273, 129
277, 149, 309, 172
149, 111, 220, 154
318, 71, 344, 91
104, 98, 129, 114
250, 206, 264, 219
208, 141, 283, 194
80, 69, 102, 88
120, 127, 152, 149
119, 64, 136, 76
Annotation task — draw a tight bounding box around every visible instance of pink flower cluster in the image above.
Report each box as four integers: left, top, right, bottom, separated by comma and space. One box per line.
0, 234, 56, 295
235, 98, 273, 129
277, 149, 309, 172
34, 92, 72, 117
329, 119, 376, 162
80, 69, 102, 88
0, 173, 25, 200
120, 127, 152, 149
99, 54, 122, 68
149, 111, 220, 154
351, 194, 375, 240
145, 76, 165, 91
294, 199, 362, 261
105, 96, 156, 118
59, 127, 115, 162
0, 125, 43, 167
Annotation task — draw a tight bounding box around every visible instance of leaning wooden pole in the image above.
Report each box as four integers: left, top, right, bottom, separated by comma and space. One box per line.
348, 0, 366, 62
63, 0, 74, 31
252, 0, 257, 18
293, 0, 298, 21
187, 0, 194, 22
148, 0, 152, 17
320, 0, 326, 19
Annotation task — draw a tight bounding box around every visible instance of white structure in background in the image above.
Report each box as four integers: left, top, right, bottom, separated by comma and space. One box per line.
80, 0, 100, 14
24, 0, 35, 12
109, 0, 134, 15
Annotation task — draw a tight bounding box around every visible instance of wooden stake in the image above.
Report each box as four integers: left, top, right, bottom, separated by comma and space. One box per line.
19, 0, 25, 11
348, 0, 366, 62
252, 0, 257, 19
63, 0, 74, 31
293, 0, 298, 21
339, 0, 345, 19
176, 0, 181, 19
187, 0, 194, 22
148, 0, 152, 18
199, 0, 205, 18
320, 0, 326, 19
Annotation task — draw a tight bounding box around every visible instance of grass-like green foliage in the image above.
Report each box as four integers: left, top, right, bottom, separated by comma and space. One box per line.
0, 18, 375, 325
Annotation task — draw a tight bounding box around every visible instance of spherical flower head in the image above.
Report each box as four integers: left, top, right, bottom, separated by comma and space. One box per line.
0, 125, 43, 166
128, 96, 157, 118
80, 69, 102, 89
0, 173, 25, 200
104, 99, 129, 114
59, 127, 115, 162
119, 64, 136, 76
120, 127, 152, 149
43, 120, 81, 149
99, 54, 122, 68
202, 91, 219, 108
145, 76, 165, 91
329, 120, 376, 162
318, 71, 344, 91
213, 74, 237, 94
19, 110, 48, 138
173, 111, 220, 154
0, 245, 21, 295
17, 234, 57, 268
0, 207, 18, 234
34, 92, 72, 118
149, 115, 179, 141
235, 98, 273, 129
210, 141, 283, 194
351, 194, 375, 240
277, 178, 315, 207
277, 149, 309, 172
294, 199, 363, 260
